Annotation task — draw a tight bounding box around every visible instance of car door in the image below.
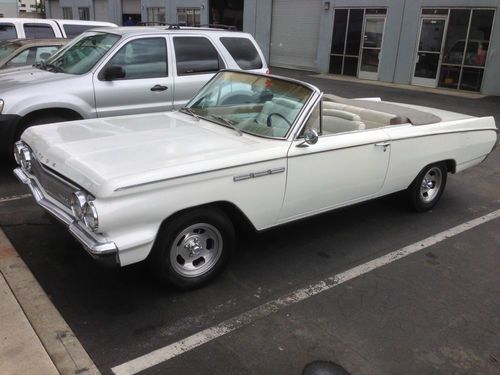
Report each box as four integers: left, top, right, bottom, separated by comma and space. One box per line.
279, 103, 391, 222
93, 35, 173, 117
171, 35, 226, 108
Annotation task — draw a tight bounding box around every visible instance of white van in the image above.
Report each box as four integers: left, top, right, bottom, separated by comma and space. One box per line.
0, 18, 117, 41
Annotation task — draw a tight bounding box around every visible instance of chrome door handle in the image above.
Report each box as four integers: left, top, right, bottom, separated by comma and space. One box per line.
375, 142, 390, 151
151, 84, 168, 92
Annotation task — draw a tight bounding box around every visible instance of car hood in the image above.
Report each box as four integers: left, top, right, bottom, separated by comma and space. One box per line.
22, 111, 288, 197
0, 66, 72, 91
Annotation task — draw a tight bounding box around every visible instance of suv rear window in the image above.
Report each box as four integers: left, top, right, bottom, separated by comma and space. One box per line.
24, 24, 55, 39
173, 36, 225, 75
220, 37, 263, 70
64, 25, 94, 38
0, 24, 16, 41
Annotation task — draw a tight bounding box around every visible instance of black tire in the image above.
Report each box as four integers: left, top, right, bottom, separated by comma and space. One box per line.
407, 162, 448, 212
149, 207, 235, 290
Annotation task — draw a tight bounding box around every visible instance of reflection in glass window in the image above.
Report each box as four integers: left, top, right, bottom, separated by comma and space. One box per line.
186, 71, 313, 139
24, 24, 55, 39
436, 8, 494, 92
177, 7, 200, 26
0, 24, 16, 41
442, 9, 470, 65
147, 7, 166, 23
6, 49, 30, 67
78, 7, 90, 21
345, 9, 363, 55
45, 32, 120, 74
466, 10, 494, 67
105, 38, 167, 79
62, 7, 73, 19
174, 37, 224, 75
331, 9, 347, 55
220, 37, 262, 70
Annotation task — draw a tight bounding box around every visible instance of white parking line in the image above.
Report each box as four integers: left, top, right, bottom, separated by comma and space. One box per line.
111, 208, 500, 375
0, 193, 32, 203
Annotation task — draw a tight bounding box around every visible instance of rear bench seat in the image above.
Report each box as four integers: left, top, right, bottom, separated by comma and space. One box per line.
322, 100, 400, 129
322, 109, 365, 134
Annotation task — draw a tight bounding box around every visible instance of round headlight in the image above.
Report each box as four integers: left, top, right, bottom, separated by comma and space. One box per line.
13, 141, 24, 166
70, 191, 88, 220
83, 201, 98, 232
13, 141, 32, 171
20, 146, 32, 172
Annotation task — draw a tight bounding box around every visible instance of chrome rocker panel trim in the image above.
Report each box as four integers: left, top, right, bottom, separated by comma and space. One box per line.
14, 167, 119, 264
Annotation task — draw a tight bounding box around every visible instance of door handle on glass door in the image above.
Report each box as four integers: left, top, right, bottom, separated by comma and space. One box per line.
151, 84, 168, 92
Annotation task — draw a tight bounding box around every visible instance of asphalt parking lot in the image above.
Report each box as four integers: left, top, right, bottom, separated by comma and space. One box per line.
1, 69, 499, 375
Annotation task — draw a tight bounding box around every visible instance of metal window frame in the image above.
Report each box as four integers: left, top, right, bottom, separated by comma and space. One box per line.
418, 7, 497, 92
329, 7, 387, 77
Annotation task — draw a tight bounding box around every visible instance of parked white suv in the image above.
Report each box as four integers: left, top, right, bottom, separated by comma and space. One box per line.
0, 26, 268, 158
0, 18, 117, 40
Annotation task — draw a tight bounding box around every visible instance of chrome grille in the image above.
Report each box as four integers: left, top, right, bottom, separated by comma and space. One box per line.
30, 159, 76, 208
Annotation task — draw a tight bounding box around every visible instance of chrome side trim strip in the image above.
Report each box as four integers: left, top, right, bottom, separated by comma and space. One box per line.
233, 167, 286, 182
115, 157, 286, 191
389, 127, 497, 141
289, 128, 497, 158
14, 167, 118, 258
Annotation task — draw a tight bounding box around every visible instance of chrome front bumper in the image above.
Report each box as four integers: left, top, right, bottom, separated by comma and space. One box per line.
14, 167, 119, 266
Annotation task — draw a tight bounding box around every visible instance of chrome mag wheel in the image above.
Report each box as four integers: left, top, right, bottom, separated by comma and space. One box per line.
419, 166, 443, 203
170, 223, 223, 278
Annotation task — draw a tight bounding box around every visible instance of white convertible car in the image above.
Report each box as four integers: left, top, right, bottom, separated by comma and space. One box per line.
14, 71, 498, 289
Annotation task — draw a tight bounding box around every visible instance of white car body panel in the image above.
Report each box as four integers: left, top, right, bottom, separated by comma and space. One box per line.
15, 72, 498, 267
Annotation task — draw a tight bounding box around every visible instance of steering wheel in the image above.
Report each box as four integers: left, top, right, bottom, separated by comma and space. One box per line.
266, 112, 292, 128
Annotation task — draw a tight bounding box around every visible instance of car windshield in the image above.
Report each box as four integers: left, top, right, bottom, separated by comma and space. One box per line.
42, 32, 120, 74
185, 71, 313, 139
0, 43, 19, 60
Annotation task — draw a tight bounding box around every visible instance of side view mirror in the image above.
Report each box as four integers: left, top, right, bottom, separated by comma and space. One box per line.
103, 65, 126, 81
297, 128, 319, 147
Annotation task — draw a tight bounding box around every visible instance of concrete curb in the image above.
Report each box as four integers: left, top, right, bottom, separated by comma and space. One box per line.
0, 228, 100, 375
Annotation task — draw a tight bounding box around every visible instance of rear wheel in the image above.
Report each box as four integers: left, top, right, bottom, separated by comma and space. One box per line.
150, 207, 235, 290
407, 162, 447, 212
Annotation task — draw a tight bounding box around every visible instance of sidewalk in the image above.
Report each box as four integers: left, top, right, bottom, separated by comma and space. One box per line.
0, 272, 59, 375
0, 228, 100, 375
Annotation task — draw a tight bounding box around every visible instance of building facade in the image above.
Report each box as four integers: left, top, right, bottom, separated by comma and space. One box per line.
0, 0, 18, 17
43, 0, 500, 95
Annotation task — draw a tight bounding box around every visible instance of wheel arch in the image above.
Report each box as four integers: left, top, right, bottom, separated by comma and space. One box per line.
20, 107, 84, 126
408, 159, 455, 189
148, 200, 257, 258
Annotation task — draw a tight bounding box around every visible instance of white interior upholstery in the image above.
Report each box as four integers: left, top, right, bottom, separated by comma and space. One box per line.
322, 100, 399, 129
254, 98, 301, 137
322, 109, 365, 134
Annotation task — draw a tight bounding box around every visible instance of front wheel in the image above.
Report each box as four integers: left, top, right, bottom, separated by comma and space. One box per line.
150, 207, 235, 290
407, 162, 448, 212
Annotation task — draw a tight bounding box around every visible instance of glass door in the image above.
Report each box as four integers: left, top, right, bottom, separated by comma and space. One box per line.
412, 17, 447, 87
358, 16, 385, 80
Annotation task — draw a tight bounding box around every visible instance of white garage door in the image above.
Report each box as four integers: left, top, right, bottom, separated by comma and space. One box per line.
270, 0, 321, 70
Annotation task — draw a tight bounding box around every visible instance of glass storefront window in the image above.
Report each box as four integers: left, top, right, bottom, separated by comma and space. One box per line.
345, 9, 363, 55
439, 65, 461, 89
442, 9, 470, 65
434, 8, 495, 92
465, 10, 494, 67
460, 67, 484, 91
147, 7, 166, 24
331, 9, 347, 55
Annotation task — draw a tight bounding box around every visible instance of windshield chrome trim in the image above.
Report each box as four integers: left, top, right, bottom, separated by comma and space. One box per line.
185, 69, 321, 141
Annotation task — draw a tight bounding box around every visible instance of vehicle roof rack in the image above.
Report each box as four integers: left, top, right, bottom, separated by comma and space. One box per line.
199, 24, 238, 31
136, 21, 168, 26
